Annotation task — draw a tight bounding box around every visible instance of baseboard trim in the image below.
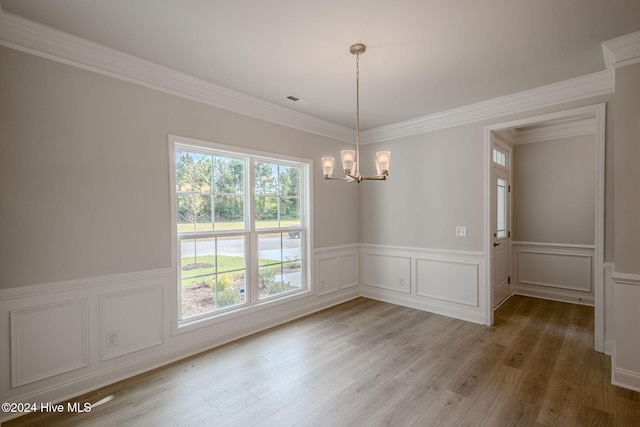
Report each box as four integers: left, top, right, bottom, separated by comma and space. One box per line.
362, 287, 485, 325
612, 353, 640, 392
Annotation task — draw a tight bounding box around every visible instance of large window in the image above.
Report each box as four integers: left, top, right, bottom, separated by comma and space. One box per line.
170, 136, 310, 324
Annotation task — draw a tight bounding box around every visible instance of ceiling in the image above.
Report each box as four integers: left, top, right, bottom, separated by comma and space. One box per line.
2, 0, 640, 131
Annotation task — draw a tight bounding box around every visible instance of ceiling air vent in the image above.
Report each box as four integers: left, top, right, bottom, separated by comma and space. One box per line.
286, 95, 311, 106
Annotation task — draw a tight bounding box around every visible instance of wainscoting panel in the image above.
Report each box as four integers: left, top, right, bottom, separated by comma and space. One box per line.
10, 299, 89, 388
415, 259, 479, 306
0, 259, 359, 421
612, 269, 640, 392
340, 253, 359, 289
316, 257, 339, 295
512, 242, 594, 305
362, 252, 411, 294
361, 245, 485, 324
100, 285, 164, 361
314, 245, 360, 295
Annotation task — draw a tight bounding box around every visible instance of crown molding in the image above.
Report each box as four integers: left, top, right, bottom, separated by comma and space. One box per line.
0, 10, 355, 143
511, 118, 597, 145
1, 9, 628, 145
361, 69, 613, 144
602, 31, 640, 68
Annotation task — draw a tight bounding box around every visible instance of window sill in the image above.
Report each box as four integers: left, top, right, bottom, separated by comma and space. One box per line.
174, 288, 313, 335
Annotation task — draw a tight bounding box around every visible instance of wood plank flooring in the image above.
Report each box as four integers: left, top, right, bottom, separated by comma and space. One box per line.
5, 296, 640, 426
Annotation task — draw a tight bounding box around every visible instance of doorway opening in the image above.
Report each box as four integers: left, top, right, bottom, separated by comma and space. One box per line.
484, 104, 606, 352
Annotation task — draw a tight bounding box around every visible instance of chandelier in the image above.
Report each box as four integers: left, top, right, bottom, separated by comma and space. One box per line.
322, 43, 390, 183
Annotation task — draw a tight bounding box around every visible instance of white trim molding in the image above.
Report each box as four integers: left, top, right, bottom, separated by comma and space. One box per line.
603, 263, 615, 356
510, 118, 596, 145
602, 30, 640, 69
0, 10, 354, 143
484, 103, 606, 342
361, 70, 612, 143
612, 360, 640, 393
0, 9, 626, 145
610, 271, 640, 286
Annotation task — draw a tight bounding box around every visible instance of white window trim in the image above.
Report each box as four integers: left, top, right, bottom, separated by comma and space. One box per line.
168, 134, 313, 334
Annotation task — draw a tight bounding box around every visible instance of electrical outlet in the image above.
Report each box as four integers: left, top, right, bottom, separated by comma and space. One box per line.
106, 330, 119, 348
455, 226, 467, 237
399, 277, 405, 287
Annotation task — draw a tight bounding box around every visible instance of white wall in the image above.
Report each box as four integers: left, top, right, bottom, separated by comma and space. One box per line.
612, 61, 640, 391
512, 134, 596, 245
359, 125, 485, 251
0, 46, 362, 415
0, 46, 359, 288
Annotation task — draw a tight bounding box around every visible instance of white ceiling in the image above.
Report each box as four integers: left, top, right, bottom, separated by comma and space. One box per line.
2, 0, 640, 130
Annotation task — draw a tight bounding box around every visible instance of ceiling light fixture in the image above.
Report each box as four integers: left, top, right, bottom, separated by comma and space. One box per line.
322, 43, 390, 183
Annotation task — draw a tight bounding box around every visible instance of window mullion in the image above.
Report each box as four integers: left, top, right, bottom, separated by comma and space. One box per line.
210, 156, 215, 231
248, 158, 259, 303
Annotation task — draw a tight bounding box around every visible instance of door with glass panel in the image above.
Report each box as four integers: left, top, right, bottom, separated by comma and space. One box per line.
491, 144, 511, 308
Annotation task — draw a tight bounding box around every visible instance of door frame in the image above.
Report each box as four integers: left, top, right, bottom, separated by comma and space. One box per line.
483, 103, 606, 352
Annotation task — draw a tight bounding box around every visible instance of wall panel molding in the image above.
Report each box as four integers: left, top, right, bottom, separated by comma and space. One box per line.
611, 266, 640, 392
415, 259, 479, 307
360, 244, 485, 324
100, 285, 164, 361
362, 253, 411, 294
314, 244, 360, 296
0, 263, 359, 419
10, 299, 89, 388
511, 242, 595, 305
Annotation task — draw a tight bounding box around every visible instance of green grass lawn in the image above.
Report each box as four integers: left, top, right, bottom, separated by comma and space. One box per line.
178, 220, 301, 287
181, 254, 245, 287
180, 254, 281, 286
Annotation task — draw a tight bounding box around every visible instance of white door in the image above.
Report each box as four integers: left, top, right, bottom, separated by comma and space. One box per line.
491, 144, 511, 308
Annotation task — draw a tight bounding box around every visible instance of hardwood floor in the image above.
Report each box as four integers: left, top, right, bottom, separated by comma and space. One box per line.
5, 296, 640, 426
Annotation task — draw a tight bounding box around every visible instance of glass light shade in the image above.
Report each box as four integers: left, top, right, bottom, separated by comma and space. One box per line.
341, 150, 356, 173
321, 157, 335, 177
375, 151, 391, 175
